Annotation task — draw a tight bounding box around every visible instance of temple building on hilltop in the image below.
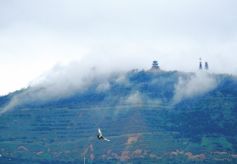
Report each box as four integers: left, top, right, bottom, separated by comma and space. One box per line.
151, 60, 160, 71
199, 58, 209, 71
204, 62, 209, 70
199, 58, 203, 70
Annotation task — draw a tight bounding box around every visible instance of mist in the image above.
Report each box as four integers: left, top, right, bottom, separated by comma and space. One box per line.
0, 0, 237, 95
0, 0, 237, 114
0, 59, 130, 115
173, 72, 218, 104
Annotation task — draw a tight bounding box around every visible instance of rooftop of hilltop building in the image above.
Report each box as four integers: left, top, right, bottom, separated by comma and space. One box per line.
150, 59, 210, 72
150, 60, 160, 72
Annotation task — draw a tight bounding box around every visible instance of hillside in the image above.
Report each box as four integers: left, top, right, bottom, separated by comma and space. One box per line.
0, 70, 237, 163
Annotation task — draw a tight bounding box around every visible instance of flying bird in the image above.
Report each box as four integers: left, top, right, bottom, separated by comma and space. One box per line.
97, 128, 110, 142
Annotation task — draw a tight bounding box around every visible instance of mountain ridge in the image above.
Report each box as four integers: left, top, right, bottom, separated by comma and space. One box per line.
0, 70, 237, 163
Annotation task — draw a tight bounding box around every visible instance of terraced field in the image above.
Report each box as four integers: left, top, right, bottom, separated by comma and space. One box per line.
0, 71, 237, 163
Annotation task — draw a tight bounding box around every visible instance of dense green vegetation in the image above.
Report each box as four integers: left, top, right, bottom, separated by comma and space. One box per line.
0, 70, 237, 163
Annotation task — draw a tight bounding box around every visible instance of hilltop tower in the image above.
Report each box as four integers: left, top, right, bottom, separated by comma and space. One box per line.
205, 62, 209, 70
151, 60, 160, 70
199, 58, 202, 70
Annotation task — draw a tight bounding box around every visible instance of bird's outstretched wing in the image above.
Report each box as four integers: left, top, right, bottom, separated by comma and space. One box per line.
98, 128, 102, 136
104, 137, 110, 142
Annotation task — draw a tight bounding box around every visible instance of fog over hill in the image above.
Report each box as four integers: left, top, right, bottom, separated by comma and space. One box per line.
0, 62, 221, 115
0, 66, 237, 163
1, 1, 237, 163
1, 0, 237, 95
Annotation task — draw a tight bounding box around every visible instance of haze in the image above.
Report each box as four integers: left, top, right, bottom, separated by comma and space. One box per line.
0, 0, 237, 95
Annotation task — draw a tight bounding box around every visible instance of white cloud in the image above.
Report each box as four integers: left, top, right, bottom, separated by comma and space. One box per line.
125, 91, 143, 106
173, 71, 218, 104
0, 96, 20, 115
96, 81, 111, 92
0, 0, 237, 95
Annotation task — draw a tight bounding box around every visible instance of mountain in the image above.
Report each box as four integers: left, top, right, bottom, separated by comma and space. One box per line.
0, 70, 237, 163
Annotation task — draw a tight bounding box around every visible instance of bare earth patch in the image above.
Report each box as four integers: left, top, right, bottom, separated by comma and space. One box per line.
126, 134, 139, 145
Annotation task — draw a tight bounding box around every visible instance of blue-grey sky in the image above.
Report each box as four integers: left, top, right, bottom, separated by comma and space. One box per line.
0, 0, 237, 95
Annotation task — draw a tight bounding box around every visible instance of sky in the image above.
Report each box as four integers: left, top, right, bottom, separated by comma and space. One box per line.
0, 0, 237, 95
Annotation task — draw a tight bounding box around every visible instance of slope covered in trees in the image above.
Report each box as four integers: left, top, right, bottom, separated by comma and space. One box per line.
0, 70, 237, 163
